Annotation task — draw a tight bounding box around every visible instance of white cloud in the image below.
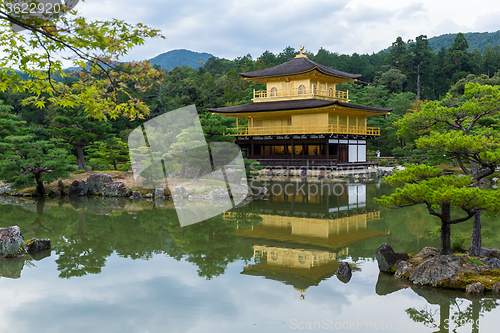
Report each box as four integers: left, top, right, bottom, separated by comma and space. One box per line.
69, 0, 500, 62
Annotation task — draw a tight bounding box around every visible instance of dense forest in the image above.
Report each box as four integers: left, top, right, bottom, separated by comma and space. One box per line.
2, 32, 500, 190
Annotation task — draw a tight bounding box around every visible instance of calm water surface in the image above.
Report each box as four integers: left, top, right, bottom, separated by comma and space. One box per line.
1, 180, 500, 333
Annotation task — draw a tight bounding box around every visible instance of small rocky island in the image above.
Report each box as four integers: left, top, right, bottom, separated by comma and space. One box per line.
0, 226, 50, 258
376, 243, 500, 293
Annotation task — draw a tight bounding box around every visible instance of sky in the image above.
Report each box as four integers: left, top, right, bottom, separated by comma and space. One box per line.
56, 0, 500, 61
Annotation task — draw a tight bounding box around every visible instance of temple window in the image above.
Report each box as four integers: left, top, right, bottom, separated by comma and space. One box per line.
312, 85, 317, 95
270, 87, 278, 97
298, 85, 306, 95
329, 88, 334, 97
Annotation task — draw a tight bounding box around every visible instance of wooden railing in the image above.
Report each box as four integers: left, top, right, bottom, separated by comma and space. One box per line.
230, 125, 380, 136
253, 87, 349, 102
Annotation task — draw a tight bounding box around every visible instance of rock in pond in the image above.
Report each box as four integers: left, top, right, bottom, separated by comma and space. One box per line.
375, 243, 409, 272
131, 191, 143, 200
0, 226, 24, 258
335, 262, 352, 277
394, 261, 414, 279
154, 188, 165, 199
493, 282, 500, 293
207, 188, 229, 200
409, 255, 461, 287
466, 282, 485, 294
49, 187, 61, 197
68, 179, 89, 196
101, 182, 128, 197
25, 238, 51, 252
481, 257, 500, 269
87, 173, 113, 195
480, 247, 500, 260
174, 185, 189, 198
409, 247, 440, 265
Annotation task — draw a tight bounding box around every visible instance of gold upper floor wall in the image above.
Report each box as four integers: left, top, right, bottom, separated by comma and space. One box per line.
253, 75, 349, 103
232, 110, 380, 136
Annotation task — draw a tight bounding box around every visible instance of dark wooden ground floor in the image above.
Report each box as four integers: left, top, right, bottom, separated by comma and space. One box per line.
236, 135, 374, 169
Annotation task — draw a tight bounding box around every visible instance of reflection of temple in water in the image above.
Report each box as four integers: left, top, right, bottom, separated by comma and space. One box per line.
232, 182, 386, 293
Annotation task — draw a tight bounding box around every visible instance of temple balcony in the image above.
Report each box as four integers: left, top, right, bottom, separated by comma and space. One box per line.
253, 88, 349, 103
230, 124, 380, 136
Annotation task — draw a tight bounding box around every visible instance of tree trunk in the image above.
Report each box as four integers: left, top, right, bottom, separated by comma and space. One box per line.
441, 203, 452, 255
32, 169, 46, 196
76, 143, 86, 170
441, 222, 452, 255
469, 211, 482, 256
469, 160, 482, 256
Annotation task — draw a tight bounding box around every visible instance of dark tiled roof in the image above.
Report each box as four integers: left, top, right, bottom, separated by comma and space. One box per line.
209, 99, 392, 114
240, 57, 361, 79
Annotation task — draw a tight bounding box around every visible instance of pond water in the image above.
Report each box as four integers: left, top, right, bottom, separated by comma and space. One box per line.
1, 180, 500, 333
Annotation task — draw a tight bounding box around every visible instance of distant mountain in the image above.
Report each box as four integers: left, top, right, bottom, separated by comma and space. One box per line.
427, 31, 500, 53
148, 49, 216, 70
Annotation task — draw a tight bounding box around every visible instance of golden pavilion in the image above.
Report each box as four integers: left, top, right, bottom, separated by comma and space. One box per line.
209, 50, 392, 168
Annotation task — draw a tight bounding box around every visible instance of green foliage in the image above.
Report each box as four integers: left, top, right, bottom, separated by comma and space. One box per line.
50, 106, 112, 170
0, 111, 75, 193
86, 138, 130, 171
73, 169, 86, 175
0, 2, 164, 119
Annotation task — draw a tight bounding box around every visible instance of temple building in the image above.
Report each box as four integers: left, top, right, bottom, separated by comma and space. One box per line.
209, 50, 392, 168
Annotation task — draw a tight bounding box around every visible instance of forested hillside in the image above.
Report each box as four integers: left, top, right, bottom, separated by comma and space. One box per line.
148, 49, 215, 70
3, 32, 500, 190
428, 31, 500, 53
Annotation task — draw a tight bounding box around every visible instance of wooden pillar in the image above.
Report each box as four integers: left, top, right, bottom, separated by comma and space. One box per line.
250, 137, 254, 159
236, 117, 239, 130
326, 139, 329, 160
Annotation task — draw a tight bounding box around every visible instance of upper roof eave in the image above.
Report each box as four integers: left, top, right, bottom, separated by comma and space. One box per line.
240, 57, 361, 80
208, 99, 393, 115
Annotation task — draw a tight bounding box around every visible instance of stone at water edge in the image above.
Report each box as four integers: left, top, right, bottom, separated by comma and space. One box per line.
155, 188, 165, 199
335, 262, 352, 277
101, 182, 127, 197
409, 255, 461, 287
25, 238, 51, 252
68, 179, 89, 196
410, 247, 440, 264
481, 257, 500, 269
0, 226, 25, 258
480, 247, 500, 260
207, 188, 228, 200
493, 282, 500, 293
87, 173, 113, 195
466, 282, 485, 294
394, 261, 414, 279
131, 191, 143, 200
49, 188, 61, 197
174, 186, 189, 198
375, 243, 410, 272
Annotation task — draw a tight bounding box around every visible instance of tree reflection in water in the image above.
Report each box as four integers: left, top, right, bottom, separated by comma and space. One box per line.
0, 196, 262, 279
